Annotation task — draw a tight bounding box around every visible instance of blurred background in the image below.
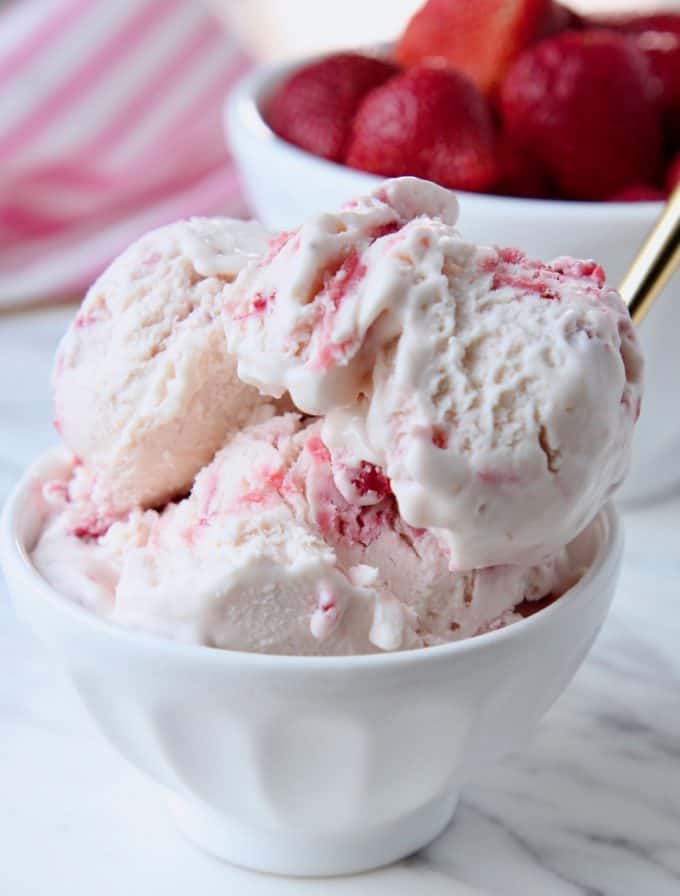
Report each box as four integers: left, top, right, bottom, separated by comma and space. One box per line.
210, 0, 680, 59
1, 0, 678, 308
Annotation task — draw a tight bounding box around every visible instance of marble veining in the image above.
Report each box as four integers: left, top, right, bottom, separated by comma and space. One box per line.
0, 304, 679, 895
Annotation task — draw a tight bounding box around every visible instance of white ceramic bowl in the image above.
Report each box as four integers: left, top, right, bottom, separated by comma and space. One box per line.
1, 451, 622, 876
226, 59, 680, 504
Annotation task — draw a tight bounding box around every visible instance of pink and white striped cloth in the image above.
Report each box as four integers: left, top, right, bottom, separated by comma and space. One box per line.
0, 0, 251, 308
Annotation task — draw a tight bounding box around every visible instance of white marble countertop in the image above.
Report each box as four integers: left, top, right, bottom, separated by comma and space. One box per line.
1, 305, 679, 896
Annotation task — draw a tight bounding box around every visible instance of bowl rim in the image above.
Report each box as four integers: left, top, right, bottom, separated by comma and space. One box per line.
1, 447, 623, 671
227, 55, 665, 216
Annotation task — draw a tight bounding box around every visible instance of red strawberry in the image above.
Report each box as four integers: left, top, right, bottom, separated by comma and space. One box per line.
266, 53, 399, 162
495, 137, 554, 198
396, 0, 561, 94
346, 66, 497, 192
630, 30, 680, 148
667, 152, 680, 192
500, 31, 663, 200
607, 184, 665, 202
586, 13, 680, 147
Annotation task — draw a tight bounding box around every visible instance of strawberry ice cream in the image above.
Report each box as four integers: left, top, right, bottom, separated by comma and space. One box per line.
225, 177, 643, 568
33, 413, 575, 655
53, 217, 272, 514
29, 177, 642, 654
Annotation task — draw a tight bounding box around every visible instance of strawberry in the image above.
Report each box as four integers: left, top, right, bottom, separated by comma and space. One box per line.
396, 0, 572, 94
266, 53, 399, 162
667, 152, 680, 192
346, 66, 497, 192
586, 13, 680, 148
500, 31, 663, 200
495, 136, 554, 198
630, 30, 680, 149
607, 184, 665, 202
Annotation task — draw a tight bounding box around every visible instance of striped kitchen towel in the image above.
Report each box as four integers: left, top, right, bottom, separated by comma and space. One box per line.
0, 0, 251, 308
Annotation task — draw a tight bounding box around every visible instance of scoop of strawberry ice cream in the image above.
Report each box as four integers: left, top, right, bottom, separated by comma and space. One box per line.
322, 242, 642, 568
53, 217, 273, 512
32, 414, 575, 655
281, 422, 576, 649
225, 178, 643, 568
110, 413, 385, 652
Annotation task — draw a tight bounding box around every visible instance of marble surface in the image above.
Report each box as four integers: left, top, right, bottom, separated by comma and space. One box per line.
1, 304, 679, 896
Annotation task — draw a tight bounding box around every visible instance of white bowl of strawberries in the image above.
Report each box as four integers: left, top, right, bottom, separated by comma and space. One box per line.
226, 1, 680, 504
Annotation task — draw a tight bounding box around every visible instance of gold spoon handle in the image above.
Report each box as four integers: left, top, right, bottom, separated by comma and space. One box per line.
619, 183, 680, 325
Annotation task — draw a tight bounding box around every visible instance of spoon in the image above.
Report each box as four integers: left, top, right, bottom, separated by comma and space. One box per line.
619, 182, 680, 325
